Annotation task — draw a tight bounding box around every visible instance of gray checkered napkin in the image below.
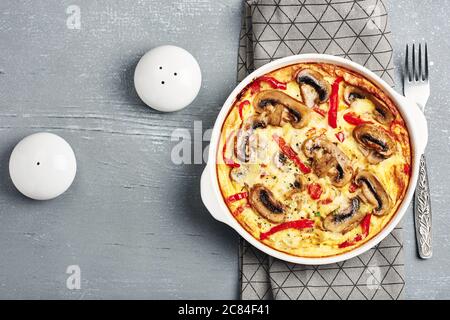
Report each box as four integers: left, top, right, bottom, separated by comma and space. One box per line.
237, 0, 404, 300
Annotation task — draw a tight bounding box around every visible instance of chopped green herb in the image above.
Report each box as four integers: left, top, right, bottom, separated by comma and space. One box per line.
314, 211, 321, 217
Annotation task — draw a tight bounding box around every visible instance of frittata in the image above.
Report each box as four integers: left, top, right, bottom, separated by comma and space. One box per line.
216, 63, 411, 258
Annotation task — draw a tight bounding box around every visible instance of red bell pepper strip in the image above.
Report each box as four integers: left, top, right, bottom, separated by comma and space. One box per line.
232, 206, 246, 217
260, 219, 315, 240
343, 112, 370, 126
338, 234, 363, 248
338, 214, 372, 248
335, 131, 345, 143
307, 183, 323, 200
222, 131, 240, 168
360, 214, 372, 238
403, 163, 411, 176
272, 134, 311, 174
226, 191, 248, 204
238, 100, 250, 120
328, 77, 343, 128
319, 198, 333, 205
312, 106, 326, 117
348, 183, 358, 193
338, 240, 353, 248
249, 76, 287, 94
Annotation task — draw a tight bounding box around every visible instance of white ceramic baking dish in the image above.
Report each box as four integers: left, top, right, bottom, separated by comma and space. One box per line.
201, 54, 428, 265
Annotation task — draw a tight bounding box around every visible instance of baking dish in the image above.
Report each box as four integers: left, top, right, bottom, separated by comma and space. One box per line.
201, 54, 427, 265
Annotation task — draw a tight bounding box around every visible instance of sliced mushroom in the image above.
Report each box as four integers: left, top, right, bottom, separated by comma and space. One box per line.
302, 136, 353, 187
267, 104, 284, 126
300, 84, 318, 109
253, 90, 311, 128
353, 123, 396, 164
235, 132, 249, 163
273, 151, 288, 171
249, 184, 286, 223
355, 171, 391, 216
292, 174, 306, 191
284, 174, 306, 200
235, 113, 268, 162
323, 198, 364, 233
344, 85, 394, 124
295, 69, 331, 108
244, 113, 268, 131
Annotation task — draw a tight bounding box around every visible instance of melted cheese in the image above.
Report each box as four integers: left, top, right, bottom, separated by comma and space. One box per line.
217, 63, 411, 258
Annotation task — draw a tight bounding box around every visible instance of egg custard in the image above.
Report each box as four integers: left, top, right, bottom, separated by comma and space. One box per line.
217, 63, 411, 257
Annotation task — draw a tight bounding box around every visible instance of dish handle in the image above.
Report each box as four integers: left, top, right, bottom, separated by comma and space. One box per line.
201, 165, 230, 225
394, 92, 428, 155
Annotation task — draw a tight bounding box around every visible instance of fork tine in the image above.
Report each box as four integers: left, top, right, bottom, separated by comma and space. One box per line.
418, 43, 423, 81
405, 44, 410, 82
412, 43, 417, 81
425, 42, 429, 81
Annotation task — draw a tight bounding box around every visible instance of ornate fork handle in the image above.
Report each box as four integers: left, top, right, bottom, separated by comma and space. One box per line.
414, 154, 432, 259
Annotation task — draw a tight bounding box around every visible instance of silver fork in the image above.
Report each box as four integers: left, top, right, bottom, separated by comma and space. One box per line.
403, 42, 432, 259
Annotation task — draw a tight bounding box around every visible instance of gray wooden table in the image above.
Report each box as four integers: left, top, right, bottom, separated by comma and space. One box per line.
0, 0, 449, 299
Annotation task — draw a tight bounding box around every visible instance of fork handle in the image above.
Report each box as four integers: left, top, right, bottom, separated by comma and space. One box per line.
414, 154, 432, 259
